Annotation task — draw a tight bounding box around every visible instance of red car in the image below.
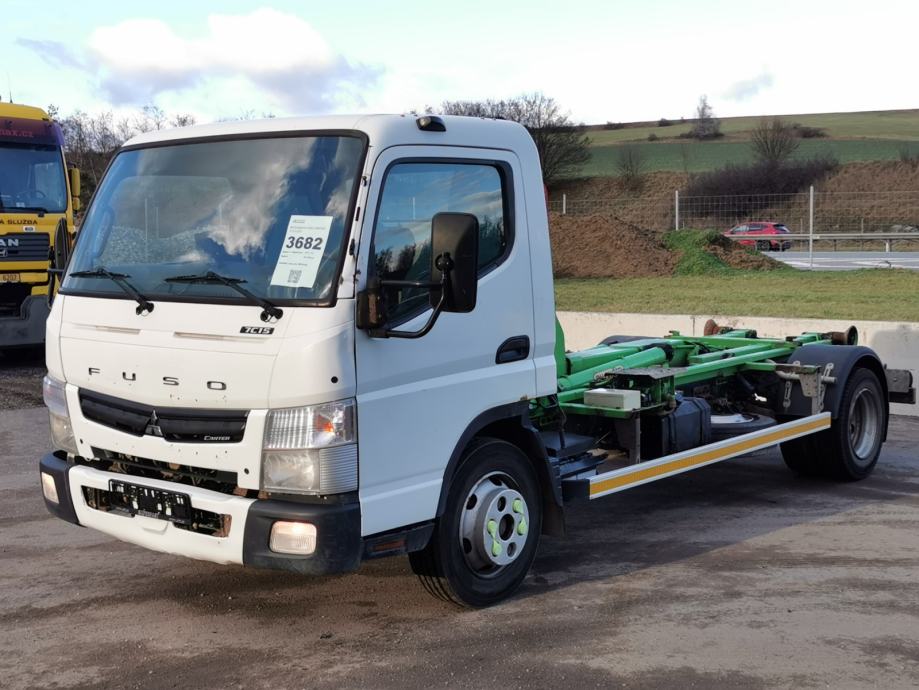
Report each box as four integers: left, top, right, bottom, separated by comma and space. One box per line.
724, 222, 792, 251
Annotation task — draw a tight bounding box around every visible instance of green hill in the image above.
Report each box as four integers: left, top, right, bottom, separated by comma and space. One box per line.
581, 109, 919, 177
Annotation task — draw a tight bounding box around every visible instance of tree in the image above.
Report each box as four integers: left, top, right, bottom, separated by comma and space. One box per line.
615, 145, 645, 191
689, 95, 721, 140
438, 93, 590, 185
750, 117, 799, 166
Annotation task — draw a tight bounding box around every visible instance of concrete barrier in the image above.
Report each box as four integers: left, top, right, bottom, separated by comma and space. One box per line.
558, 311, 919, 418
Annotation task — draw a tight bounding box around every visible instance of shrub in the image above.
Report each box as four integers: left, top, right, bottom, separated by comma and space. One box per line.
900, 146, 919, 169
683, 157, 839, 217
615, 145, 646, 191
647, 132, 659, 141
750, 118, 799, 165
792, 124, 827, 139
604, 121, 624, 130
658, 118, 672, 127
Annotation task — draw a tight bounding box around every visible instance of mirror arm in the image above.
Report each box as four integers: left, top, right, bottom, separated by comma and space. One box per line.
377, 289, 446, 339
372, 260, 452, 339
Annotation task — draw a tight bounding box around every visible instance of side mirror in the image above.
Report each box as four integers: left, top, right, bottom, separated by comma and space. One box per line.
68, 168, 82, 212
357, 212, 480, 339
48, 218, 72, 306
430, 212, 478, 313
53, 218, 71, 271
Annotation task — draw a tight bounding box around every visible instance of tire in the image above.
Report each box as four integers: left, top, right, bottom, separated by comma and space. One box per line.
783, 367, 886, 481
780, 434, 823, 476
409, 438, 542, 607
756, 240, 770, 251
796, 367, 889, 482
710, 412, 775, 442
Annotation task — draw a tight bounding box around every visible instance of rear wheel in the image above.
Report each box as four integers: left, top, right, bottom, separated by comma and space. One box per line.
409, 438, 542, 607
781, 367, 886, 480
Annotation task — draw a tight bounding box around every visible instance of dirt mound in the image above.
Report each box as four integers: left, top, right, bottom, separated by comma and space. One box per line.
704, 234, 783, 271
549, 214, 782, 278
549, 213, 676, 278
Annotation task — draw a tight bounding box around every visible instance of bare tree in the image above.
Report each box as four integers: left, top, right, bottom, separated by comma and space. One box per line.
615, 145, 645, 191
51, 106, 201, 206
438, 93, 590, 185
689, 95, 721, 140
170, 113, 197, 128
750, 117, 800, 165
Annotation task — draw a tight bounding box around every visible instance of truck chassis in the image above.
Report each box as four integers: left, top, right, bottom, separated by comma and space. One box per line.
411, 320, 913, 606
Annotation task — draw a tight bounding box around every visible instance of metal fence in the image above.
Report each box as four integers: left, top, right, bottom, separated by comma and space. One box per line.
550, 189, 919, 249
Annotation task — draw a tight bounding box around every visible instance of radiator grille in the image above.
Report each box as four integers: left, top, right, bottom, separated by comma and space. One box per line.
0, 233, 49, 262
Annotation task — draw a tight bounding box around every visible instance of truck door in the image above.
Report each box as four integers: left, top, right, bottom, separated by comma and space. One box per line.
355, 146, 536, 536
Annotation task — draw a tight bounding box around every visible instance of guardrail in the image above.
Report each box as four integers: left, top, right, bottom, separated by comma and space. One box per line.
726, 232, 919, 253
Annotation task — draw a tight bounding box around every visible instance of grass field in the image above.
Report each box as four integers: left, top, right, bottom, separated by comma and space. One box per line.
555, 270, 919, 322
581, 108, 919, 176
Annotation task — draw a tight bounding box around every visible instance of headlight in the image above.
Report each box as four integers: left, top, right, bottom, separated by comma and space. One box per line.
43, 375, 78, 455
261, 399, 357, 495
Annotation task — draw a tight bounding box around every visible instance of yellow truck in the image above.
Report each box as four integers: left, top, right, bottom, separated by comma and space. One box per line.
0, 102, 79, 348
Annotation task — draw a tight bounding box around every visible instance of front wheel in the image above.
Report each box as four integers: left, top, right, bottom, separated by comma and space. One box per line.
409, 438, 542, 607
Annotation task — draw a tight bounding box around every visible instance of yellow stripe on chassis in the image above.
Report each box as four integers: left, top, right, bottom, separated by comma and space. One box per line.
586, 413, 832, 500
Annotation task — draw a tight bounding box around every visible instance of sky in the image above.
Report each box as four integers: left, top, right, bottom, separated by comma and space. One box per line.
3, 0, 916, 125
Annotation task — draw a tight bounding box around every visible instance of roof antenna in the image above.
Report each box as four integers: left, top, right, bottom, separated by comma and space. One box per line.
6, 72, 12, 103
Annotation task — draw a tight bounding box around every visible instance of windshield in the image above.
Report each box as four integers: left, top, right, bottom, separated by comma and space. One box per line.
0, 144, 68, 213
64, 134, 365, 305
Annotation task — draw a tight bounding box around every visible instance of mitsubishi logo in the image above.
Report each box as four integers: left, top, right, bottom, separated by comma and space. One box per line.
144, 411, 164, 437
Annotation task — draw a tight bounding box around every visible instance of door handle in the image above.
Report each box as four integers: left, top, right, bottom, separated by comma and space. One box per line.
495, 336, 530, 364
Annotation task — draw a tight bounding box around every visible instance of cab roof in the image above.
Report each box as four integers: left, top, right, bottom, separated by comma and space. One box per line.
0, 102, 52, 121
123, 113, 534, 154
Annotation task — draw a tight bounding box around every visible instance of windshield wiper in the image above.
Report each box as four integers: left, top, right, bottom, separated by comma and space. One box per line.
164, 271, 283, 322
69, 267, 155, 315
3, 205, 49, 215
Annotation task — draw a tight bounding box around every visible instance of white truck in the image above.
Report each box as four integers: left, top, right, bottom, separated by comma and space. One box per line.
39, 115, 914, 606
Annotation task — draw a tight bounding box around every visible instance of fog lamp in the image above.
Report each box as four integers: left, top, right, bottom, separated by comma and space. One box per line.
41, 471, 59, 504
269, 521, 317, 555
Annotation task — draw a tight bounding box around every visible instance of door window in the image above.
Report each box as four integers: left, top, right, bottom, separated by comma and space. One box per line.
371, 161, 510, 321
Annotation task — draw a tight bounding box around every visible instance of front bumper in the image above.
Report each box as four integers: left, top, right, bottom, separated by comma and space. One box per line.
0, 294, 48, 347
40, 452, 362, 575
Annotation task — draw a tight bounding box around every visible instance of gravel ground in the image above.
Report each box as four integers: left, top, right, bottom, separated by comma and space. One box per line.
0, 348, 45, 409
2, 403, 919, 689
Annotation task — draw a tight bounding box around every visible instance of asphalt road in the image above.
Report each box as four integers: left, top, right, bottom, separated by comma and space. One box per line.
3, 393, 919, 689
772, 251, 919, 271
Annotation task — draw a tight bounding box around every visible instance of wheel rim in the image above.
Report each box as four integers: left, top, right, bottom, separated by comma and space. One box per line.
848, 385, 881, 465
458, 472, 530, 576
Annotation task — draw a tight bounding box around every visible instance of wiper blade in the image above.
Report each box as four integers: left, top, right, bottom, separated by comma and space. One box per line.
164, 271, 283, 322
4, 205, 49, 215
69, 267, 155, 315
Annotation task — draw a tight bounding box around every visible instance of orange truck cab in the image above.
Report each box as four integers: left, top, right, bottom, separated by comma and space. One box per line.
0, 102, 79, 348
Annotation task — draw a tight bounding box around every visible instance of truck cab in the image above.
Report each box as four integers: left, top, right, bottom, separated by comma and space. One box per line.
0, 102, 79, 348
40, 115, 555, 599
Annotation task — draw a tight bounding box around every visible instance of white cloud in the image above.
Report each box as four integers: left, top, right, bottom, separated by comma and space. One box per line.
723, 72, 775, 103
24, 8, 381, 116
